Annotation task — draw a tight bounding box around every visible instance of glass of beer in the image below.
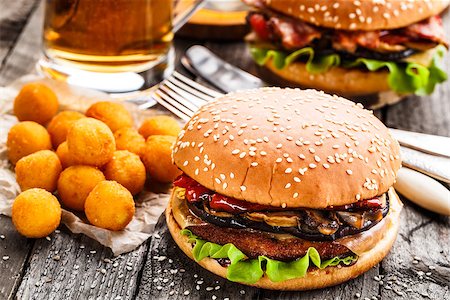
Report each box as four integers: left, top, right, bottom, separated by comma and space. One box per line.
38, 0, 204, 93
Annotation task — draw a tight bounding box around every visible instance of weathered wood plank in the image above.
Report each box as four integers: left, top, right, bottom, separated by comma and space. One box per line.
16, 227, 149, 300
0, 0, 38, 64
0, 216, 33, 300
0, 0, 43, 86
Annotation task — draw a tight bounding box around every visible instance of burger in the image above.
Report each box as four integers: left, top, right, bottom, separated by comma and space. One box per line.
167, 88, 403, 290
243, 0, 449, 107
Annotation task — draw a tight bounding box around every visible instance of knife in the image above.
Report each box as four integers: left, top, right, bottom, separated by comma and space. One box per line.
183, 45, 267, 92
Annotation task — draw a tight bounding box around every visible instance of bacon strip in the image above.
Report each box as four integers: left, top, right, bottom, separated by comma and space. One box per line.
248, 11, 448, 53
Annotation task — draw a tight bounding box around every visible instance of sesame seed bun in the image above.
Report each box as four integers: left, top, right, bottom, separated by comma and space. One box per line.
262, 58, 391, 96
173, 88, 401, 209
264, 0, 450, 31
166, 187, 402, 290
259, 59, 404, 109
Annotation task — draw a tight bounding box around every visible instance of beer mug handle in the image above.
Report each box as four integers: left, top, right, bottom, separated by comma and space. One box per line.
173, 0, 206, 33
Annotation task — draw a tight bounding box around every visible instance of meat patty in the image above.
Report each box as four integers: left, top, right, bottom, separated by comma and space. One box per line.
187, 223, 353, 262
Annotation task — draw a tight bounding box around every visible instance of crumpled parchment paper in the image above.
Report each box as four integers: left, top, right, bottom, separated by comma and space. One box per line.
0, 75, 172, 256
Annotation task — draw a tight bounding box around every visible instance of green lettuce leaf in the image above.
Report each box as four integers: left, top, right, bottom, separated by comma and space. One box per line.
249, 45, 447, 95
181, 229, 357, 284
250, 47, 340, 74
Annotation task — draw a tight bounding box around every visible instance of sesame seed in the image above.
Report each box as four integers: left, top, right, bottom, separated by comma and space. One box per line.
240, 185, 246, 191
293, 192, 299, 198
239, 152, 246, 158
356, 194, 361, 200
183, 161, 189, 166
323, 163, 330, 169
285, 168, 293, 174
298, 154, 306, 160
294, 177, 301, 183
346, 169, 353, 175
230, 172, 235, 179
281, 203, 287, 208
215, 178, 221, 184
260, 151, 267, 156
309, 163, 317, 169
299, 168, 307, 175
285, 183, 291, 189
314, 155, 321, 162
276, 143, 283, 149
251, 162, 258, 167
276, 158, 283, 163
309, 148, 316, 154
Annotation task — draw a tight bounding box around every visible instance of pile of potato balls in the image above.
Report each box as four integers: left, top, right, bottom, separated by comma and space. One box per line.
8, 83, 182, 238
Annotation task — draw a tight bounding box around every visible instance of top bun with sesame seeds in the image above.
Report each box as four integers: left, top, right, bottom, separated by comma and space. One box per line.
263, 0, 450, 31
172, 88, 401, 209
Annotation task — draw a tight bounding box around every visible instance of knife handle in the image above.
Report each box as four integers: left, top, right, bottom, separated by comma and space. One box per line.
394, 167, 450, 216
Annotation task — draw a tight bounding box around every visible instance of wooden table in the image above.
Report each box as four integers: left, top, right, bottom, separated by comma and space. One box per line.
1, 1, 449, 299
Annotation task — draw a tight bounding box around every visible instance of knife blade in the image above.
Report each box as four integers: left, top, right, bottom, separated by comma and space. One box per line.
183, 45, 266, 93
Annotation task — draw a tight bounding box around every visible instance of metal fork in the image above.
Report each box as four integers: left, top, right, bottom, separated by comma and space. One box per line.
140, 71, 222, 121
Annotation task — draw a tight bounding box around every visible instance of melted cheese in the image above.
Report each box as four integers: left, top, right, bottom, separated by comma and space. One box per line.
402, 47, 438, 66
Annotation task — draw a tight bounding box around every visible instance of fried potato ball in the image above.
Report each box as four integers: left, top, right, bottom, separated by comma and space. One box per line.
15, 150, 62, 192
104, 150, 146, 195
114, 127, 145, 156
86, 101, 133, 132
138, 115, 181, 138
66, 118, 115, 167
57, 165, 105, 211
55, 141, 77, 169
13, 83, 59, 125
141, 135, 181, 183
47, 111, 85, 148
12, 188, 61, 238
84, 181, 135, 231
7, 121, 52, 164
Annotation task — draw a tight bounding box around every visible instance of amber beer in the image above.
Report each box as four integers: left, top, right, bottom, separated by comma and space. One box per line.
43, 0, 174, 73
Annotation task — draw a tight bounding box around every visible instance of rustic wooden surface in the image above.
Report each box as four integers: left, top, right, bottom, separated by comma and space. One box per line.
0, 1, 449, 299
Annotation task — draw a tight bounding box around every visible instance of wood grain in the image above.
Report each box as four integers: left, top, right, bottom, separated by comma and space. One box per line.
0, 216, 33, 300
15, 228, 149, 300
0, 0, 38, 66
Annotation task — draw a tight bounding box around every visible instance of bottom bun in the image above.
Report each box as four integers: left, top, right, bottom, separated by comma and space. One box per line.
260, 59, 405, 109
166, 189, 401, 291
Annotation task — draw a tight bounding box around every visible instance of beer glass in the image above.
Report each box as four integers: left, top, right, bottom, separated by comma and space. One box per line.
38, 0, 204, 93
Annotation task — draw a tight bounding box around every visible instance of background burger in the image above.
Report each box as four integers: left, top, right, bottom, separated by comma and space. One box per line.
243, 0, 449, 107
167, 88, 403, 290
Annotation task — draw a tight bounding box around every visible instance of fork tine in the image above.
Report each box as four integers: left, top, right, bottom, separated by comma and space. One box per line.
166, 76, 215, 102
159, 85, 202, 113
173, 71, 224, 98
155, 89, 197, 118
152, 91, 193, 121
163, 80, 211, 108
